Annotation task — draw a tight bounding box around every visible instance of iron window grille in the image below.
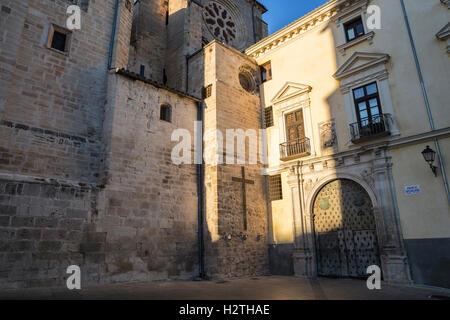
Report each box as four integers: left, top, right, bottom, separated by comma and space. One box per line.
264, 106, 274, 128
268, 175, 283, 201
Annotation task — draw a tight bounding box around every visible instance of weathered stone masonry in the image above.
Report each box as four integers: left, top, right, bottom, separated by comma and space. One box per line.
0, 0, 269, 289
0, 0, 117, 289
0, 177, 100, 289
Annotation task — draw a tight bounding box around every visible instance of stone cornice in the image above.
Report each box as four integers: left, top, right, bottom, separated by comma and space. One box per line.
245, 0, 368, 59
331, 0, 369, 24
0, 172, 99, 190
205, 39, 258, 65
115, 68, 202, 102
336, 31, 375, 55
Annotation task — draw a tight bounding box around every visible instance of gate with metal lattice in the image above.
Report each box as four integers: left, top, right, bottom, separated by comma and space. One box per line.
313, 179, 381, 278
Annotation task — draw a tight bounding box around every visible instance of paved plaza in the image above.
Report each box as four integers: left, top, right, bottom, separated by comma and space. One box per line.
0, 276, 449, 300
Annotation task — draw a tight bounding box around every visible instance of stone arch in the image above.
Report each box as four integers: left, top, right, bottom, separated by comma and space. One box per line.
309, 176, 382, 277
306, 173, 379, 218
306, 173, 384, 254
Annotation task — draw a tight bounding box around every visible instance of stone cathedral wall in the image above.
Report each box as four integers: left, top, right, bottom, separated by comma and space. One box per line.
0, 0, 116, 182
128, 0, 168, 82
202, 41, 269, 279
0, 0, 270, 289
96, 74, 200, 283
0, 0, 198, 289
0, 0, 116, 288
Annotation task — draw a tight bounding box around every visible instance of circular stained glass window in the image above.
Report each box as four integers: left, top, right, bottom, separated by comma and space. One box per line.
203, 1, 237, 45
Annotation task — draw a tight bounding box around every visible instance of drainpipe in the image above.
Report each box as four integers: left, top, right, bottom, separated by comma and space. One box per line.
196, 101, 205, 279
400, 0, 450, 204
108, 0, 120, 70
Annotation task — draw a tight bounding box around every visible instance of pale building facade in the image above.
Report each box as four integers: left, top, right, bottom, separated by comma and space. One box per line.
247, 0, 450, 287
0, 0, 448, 291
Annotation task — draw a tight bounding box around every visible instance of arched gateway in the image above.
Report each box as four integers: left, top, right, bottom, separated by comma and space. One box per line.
313, 179, 381, 278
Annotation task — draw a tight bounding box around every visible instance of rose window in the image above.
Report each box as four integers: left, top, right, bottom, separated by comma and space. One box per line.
203, 1, 237, 45
239, 71, 256, 93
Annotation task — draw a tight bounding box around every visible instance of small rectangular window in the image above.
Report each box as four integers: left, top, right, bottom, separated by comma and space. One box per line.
260, 61, 272, 83
160, 104, 172, 123
47, 24, 71, 54
264, 106, 274, 128
268, 175, 282, 201
52, 32, 67, 52
344, 17, 365, 42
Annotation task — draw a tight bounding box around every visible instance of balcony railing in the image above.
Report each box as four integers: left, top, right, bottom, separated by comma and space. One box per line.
280, 137, 311, 161
350, 114, 392, 143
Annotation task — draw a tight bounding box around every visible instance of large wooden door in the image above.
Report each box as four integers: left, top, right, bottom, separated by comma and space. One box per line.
313, 179, 381, 278
285, 109, 305, 142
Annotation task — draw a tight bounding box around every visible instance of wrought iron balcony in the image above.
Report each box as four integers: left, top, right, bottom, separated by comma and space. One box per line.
280, 137, 311, 161
350, 114, 392, 143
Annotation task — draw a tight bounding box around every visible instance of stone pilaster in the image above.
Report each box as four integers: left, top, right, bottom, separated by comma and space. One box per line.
372, 147, 412, 284
287, 165, 316, 278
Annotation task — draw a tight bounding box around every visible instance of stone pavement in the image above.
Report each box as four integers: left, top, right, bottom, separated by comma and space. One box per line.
0, 276, 449, 300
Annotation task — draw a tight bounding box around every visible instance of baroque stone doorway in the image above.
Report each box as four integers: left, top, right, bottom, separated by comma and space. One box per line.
313, 179, 381, 278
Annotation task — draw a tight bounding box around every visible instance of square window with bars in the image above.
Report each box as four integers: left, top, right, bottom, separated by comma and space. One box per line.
264, 106, 274, 128
268, 175, 283, 201
160, 104, 172, 123
202, 84, 212, 99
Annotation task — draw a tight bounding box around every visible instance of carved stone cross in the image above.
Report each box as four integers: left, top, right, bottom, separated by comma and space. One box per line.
232, 166, 254, 230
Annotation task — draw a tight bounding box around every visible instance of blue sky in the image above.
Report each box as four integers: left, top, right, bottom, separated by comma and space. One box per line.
259, 0, 330, 34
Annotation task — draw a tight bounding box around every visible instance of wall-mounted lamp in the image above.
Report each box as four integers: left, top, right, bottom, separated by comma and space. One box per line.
422, 145, 438, 177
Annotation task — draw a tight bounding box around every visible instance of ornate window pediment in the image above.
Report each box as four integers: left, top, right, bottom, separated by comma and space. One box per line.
436, 22, 450, 54
332, 0, 370, 24
271, 82, 312, 106
271, 82, 315, 161
333, 52, 390, 80
332, 0, 374, 55
333, 52, 399, 141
